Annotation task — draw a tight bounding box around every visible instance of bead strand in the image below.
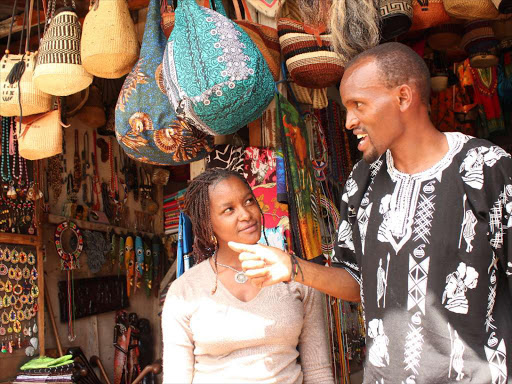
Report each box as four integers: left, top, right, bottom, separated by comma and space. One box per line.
1, 117, 12, 182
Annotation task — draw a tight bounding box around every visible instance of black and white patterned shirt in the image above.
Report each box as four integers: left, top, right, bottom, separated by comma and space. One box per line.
333, 132, 512, 384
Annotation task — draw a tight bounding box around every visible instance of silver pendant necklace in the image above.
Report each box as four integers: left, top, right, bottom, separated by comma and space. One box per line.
214, 256, 248, 284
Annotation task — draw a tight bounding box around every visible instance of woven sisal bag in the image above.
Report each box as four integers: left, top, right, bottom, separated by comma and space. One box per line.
410, 0, 451, 31
443, 0, 499, 20
380, 0, 413, 40
34, 4, 93, 96
0, 0, 52, 117
278, 18, 344, 89
81, 0, 140, 78
16, 103, 66, 160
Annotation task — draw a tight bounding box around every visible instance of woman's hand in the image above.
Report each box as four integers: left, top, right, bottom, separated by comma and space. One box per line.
228, 242, 292, 287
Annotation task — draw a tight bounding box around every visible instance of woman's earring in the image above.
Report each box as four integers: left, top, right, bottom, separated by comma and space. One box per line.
211, 235, 218, 249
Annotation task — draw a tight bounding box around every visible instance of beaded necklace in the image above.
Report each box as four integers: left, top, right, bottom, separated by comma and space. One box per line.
1, 117, 12, 182
11, 119, 28, 186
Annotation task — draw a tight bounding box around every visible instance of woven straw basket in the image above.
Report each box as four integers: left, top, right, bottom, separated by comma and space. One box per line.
33, 9, 93, 96
443, 0, 499, 20
81, 0, 139, 78
0, 53, 53, 116
411, 0, 451, 31
278, 18, 344, 89
16, 110, 63, 160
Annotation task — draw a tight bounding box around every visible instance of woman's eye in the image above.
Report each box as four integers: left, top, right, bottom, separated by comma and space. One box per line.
246, 198, 255, 205
224, 207, 233, 213
355, 102, 363, 108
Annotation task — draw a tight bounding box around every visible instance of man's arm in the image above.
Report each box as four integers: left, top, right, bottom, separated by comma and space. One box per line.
228, 242, 361, 302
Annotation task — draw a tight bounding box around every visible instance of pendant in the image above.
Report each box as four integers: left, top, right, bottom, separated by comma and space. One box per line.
7, 185, 17, 199
235, 271, 248, 284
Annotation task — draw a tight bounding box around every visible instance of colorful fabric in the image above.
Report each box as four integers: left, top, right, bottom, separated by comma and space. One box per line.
334, 132, 512, 383
115, 0, 213, 165
276, 93, 322, 261
253, 182, 289, 230
498, 51, 512, 130
470, 64, 506, 138
162, 0, 274, 135
243, 147, 276, 187
258, 226, 286, 250
176, 212, 193, 278
163, 188, 187, 234
430, 86, 477, 137
206, 144, 244, 173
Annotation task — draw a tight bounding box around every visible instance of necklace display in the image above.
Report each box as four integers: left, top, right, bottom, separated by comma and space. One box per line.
0, 245, 40, 356
214, 255, 248, 284
0, 118, 35, 235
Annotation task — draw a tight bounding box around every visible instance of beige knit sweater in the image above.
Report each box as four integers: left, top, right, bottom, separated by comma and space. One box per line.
162, 260, 334, 384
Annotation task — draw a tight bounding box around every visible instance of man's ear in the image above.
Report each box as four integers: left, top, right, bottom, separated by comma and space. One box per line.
396, 84, 413, 112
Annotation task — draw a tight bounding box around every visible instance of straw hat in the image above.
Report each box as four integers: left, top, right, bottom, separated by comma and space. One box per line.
81, 0, 140, 79
461, 20, 499, 54
427, 23, 464, 51
491, 0, 512, 13
444, 0, 500, 20
469, 51, 499, 68
492, 19, 512, 40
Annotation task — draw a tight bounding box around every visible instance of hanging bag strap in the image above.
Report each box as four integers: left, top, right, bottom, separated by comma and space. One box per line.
5, 0, 19, 55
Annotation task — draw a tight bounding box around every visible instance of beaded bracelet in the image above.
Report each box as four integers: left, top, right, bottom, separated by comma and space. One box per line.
289, 251, 304, 282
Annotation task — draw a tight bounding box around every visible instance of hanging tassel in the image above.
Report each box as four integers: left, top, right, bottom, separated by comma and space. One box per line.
7, 59, 26, 85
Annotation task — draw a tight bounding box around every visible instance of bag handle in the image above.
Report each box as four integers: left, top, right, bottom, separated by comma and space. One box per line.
5, 0, 19, 55
19, 98, 68, 139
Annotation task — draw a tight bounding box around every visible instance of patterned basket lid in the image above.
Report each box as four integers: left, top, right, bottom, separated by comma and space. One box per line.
380, 0, 413, 40
115, 0, 213, 165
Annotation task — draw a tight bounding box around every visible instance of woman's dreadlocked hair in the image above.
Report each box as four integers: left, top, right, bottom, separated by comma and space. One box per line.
183, 168, 268, 264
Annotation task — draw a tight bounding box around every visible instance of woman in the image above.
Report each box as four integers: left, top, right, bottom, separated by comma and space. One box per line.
162, 168, 334, 383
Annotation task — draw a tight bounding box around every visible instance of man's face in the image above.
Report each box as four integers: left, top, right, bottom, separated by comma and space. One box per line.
340, 59, 404, 163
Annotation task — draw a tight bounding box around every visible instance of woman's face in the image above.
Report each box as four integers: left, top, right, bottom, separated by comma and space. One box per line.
208, 175, 262, 248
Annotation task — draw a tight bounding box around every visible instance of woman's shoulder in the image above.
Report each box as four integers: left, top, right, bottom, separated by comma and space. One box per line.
168, 259, 213, 297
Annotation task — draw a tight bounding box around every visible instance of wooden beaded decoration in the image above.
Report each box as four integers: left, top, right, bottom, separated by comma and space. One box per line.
54, 221, 83, 270
27, 252, 35, 265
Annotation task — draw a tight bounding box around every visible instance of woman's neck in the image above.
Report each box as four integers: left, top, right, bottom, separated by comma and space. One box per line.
215, 243, 243, 269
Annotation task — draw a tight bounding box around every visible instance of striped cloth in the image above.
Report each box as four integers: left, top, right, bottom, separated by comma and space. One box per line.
163, 188, 187, 234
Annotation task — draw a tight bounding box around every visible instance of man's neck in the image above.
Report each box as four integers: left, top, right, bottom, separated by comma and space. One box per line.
389, 124, 449, 175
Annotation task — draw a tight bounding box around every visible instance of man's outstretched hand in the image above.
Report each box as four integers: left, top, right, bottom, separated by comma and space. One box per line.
228, 242, 292, 287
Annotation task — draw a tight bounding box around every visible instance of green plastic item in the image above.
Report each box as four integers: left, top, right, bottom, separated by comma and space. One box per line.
20, 354, 74, 370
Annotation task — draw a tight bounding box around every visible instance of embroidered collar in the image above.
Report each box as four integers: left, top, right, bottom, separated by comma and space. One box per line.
386, 132, 470, 181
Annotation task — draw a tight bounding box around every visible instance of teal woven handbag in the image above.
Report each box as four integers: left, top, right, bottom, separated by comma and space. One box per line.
162, 0, 274, 136
115, 0, 213, 165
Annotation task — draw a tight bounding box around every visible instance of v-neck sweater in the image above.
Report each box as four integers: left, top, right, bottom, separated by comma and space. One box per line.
162, 259, 334, 384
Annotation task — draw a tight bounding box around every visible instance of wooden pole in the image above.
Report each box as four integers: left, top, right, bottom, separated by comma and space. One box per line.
44, 283, 63, 357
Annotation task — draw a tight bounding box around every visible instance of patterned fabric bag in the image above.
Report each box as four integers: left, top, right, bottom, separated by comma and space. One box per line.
162, 0, 274, 136
232, 0, 281, 81
115, 0, 213, 165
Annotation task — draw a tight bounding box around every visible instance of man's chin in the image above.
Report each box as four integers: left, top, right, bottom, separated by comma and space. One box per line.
363, 149, 381, 164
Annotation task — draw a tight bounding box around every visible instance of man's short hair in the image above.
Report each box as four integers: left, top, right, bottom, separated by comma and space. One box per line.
345, 42, 431, 105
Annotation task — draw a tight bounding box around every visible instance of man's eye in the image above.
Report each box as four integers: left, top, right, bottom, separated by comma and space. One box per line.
355, 102, 363, 108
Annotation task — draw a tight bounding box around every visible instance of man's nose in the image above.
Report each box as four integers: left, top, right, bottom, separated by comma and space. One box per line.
345, 110, 359, 131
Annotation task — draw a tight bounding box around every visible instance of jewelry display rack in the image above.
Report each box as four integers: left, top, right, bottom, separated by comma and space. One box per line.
0, 230, 45, 374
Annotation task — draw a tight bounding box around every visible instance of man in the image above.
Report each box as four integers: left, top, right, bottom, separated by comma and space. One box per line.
229, 42, 512, 383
